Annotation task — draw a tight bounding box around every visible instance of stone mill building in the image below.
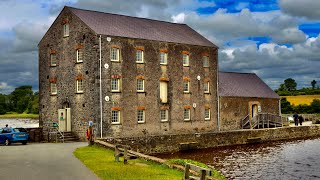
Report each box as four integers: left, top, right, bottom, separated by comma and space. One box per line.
39, 6, 219, 140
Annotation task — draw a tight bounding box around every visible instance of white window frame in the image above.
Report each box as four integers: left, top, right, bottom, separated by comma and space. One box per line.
137, 110, 145, 123
110, 48, 120, 62
183, 54, 189, 66
111, 78, 120, 92
50, 54, 56, 66
76, 80, 84, 93
183, 81, 190, 93
76, 49, 83, 63
184, 109, 190, 121
160, 52, 167, 65
51, 83, 57, 95
203, 56, 209, 67
136, 50, 144, 63
63, 24, 69, 37
137, 79, 144, 92
205, 108, 210, 120
160, 110, 168, 122
204, 81, 210, 93
111, 110, 120, 124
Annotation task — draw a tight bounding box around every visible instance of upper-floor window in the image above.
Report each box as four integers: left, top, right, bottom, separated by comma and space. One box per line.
111, 110, 120, 124
137, 79, 145, 92
159, 80, 168, 103
203, 56, 209, 67
76, 79, 84, 93
183, 53, 189, 66
160, 52, 168, 65
137, 110, 145, 123
160, 109, 168, 122
51, 83, 57, 95
111, 78, 120, 92
205, 108, 210, 120
63, 24, 69, 37
50, 54, 56, 66
76, 49, 83, 63
184, 108, 190, 121
136, 50, 144, 63
183, 81, 190, 93
111, 47, 120, 62
204, 81, 210, 93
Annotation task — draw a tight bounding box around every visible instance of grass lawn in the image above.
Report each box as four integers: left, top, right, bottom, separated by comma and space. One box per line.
0, 112, 39, 119
74, 145, 184, 180
282, 95, 320, 106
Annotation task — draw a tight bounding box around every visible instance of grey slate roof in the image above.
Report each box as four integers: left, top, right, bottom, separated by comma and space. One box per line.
68, 7, 216, 47
219, 72, 280, 99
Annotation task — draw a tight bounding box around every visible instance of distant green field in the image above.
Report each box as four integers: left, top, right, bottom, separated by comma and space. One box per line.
282, 95, 320, 106
0, 113, 39, 119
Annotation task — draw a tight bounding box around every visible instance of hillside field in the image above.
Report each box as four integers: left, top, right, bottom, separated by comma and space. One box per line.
282, 95, 320, 106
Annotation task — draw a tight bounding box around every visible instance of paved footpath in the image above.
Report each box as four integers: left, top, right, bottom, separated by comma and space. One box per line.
0, 142, 100, 180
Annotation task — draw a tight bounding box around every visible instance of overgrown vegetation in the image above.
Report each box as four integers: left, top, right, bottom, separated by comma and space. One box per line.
167, 159, 226, 179
74, 145, 184, 180
0, 86, 38, 115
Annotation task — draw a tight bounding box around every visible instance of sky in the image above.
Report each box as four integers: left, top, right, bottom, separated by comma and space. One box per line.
0, 0, 320, 94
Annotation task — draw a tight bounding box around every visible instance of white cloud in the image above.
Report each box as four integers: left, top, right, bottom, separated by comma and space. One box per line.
172, 13, 185, 23
279, 0, 320, 20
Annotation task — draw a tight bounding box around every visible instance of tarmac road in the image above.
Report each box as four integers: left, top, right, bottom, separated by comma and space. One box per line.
0, 142, 99, 180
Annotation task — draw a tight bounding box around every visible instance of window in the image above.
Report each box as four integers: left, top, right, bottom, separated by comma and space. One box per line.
205, 108, 210, 120
136, 50, 144, 63
76, 49, 83, 63
183, 54, 189, 66
183, 81, 190, 93
184, 109, 190, 121
76, 80, 84, 93
50, 54, 56, 66
160, 110, 168, 122
160, 81, 168, 103
137, 79, 144, 92
137, 110, 145, 123
111, 78, 120, 92
63, 24, 69, 37
51, 83, 57, 95
111, 110, 120, 124
110, 48, 120, 61
204, 82, 210, 93
203, 56, 209, 67
160, 52, 167, 65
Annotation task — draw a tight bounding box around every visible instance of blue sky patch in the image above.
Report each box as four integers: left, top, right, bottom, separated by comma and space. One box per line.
299, 23, 320, 37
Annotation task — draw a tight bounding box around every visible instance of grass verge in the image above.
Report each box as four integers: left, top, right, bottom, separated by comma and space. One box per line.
0, 112, 39, 119
167, 159, 226, 180
73, 145, 184, 180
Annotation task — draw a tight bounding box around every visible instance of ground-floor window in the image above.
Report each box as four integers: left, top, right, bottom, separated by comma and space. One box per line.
184, 108, 190, 121
111, 110, 120, 124
160, 110, 168, 122
205, 108, 210, 120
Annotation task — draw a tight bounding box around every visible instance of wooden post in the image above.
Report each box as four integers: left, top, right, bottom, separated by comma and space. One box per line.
200, 169, 206, 180
124, 146, 128, 164
89, 126, 94, 145
184, 164, 190, 180
115, 145, 120, 162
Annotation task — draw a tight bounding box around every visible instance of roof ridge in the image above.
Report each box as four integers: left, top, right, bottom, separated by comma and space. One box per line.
66, 6, 188, 26
219, 71, 256, 75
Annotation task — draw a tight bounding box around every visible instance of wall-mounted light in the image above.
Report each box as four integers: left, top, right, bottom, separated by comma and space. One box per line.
197, 75, 201, 81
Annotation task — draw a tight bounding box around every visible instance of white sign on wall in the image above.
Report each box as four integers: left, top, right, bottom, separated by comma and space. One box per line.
258, 106, 262, 112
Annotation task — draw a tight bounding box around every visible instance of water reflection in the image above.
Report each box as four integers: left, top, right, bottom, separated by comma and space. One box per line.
156, 138, 320, 179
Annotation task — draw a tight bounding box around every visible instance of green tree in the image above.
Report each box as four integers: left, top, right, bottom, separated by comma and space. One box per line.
27, 92, 39, 114
311, 80, 317, 90
10, 86, 33, 113
281, 97, 293, 114
0, 94, 7, 115
311, 99, 320, 113
284, 78, 297, 91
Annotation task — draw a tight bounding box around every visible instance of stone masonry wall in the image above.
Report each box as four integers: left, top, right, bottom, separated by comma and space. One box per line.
219, 97, 280, 131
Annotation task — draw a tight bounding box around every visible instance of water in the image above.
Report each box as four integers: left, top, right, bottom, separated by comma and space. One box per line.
156, 138, 320, 180
0, 119, 39, 128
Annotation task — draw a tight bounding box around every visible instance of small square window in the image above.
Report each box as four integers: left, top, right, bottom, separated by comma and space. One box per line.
183, 54, 189, 66
111, 48, 120, 61
50, 54, 56, 66
63, 24, 69, 37
137, 79, 144, 92
136, 50, 144, 63
111, 110, 120, 124
137, 110, 145, 123
184, 109, 190, 121
203, 56, 209, 67
76, 80, 83, 93
160, 52, 167, 65
76, 49, 83, 63
205, 108, 210, 120
204, 82, 210, 93
183, 81, 190, 93
160, 110, 168, 122
111, 78, 120, 92
51, 83, 57, 95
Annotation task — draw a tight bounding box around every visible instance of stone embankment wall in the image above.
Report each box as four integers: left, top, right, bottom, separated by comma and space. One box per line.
25, 127, 43, 142
100, 126, 320, 154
